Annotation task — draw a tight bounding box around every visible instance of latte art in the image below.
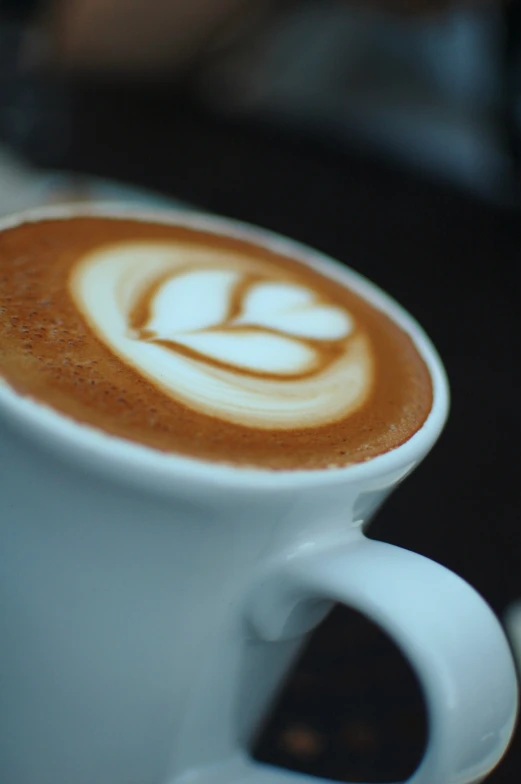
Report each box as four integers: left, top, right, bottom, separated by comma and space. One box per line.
70, 243, 373, 428
138, 274, 354, 373
0, 216, 433, 469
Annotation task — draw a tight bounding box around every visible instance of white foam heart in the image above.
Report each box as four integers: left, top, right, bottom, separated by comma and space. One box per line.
241, 281, 314, 315
145, 269, 240, 337
70, 241, 374, 429
237, 281, 353, 340
174, 331, 315, 375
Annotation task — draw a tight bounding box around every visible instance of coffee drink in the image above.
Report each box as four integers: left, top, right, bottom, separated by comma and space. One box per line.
0, 214, 432, 469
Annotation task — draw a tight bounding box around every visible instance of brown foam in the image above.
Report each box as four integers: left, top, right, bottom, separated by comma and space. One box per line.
0, 217, 432, 470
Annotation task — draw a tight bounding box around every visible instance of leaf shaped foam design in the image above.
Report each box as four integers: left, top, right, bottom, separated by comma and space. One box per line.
70, 241, 374, 429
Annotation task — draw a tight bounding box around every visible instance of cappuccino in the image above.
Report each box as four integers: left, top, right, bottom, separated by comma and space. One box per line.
0, 214, 432, 469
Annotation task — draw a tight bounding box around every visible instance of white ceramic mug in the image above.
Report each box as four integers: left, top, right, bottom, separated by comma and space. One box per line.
0, 207, 517, 784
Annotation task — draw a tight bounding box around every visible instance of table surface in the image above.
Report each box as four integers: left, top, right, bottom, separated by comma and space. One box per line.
19, 82, 521, 783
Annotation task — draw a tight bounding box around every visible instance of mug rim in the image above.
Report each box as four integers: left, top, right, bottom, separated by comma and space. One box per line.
0, 204, 450, 492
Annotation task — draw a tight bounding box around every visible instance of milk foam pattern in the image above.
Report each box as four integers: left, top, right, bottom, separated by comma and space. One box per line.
70, 242, 374, 428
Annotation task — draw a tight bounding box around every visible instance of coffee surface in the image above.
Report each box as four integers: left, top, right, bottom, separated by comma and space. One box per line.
0, 217, 432, 469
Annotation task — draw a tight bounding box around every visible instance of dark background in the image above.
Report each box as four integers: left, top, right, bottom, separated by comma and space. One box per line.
0, 3, 520, 777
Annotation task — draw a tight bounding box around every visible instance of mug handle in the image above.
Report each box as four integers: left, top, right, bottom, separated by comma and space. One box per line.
191, 537, 518, 784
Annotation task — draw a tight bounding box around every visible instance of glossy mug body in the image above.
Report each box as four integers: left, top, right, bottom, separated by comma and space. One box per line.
0, 206, 517, 784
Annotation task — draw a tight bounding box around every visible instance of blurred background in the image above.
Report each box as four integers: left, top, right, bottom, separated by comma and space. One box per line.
0, 1, 519, 782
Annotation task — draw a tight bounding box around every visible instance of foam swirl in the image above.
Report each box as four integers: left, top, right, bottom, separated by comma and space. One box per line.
70, 241, 374, 428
